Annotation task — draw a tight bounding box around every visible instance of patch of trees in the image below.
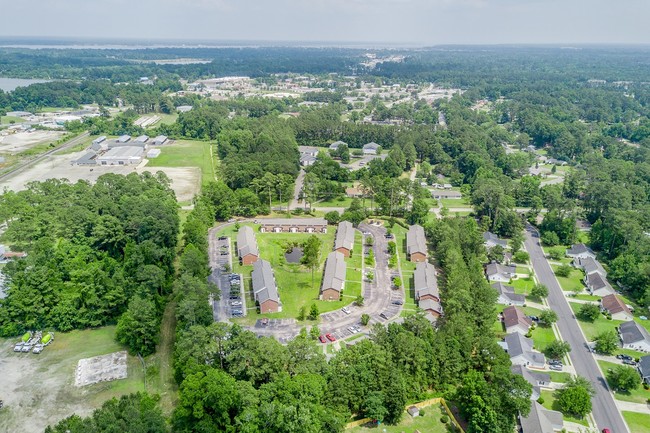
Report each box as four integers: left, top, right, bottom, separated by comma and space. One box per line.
0, 173, 179, 341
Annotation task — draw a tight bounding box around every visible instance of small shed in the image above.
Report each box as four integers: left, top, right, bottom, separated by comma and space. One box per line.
407, 406, 420, 417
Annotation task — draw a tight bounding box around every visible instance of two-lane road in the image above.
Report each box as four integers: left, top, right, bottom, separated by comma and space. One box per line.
524, 225, 629, 433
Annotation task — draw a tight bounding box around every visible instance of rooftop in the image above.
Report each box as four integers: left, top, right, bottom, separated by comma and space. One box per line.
257, 217, 327, 226
237, 226, 259, 258
503, 305, 532, 330
406, 224, 427, 256
252, 260, 279, 304
334, 221, 355, 252
414, 262, 439, 300
322, 251, 346, 293
619, 321, 650, 345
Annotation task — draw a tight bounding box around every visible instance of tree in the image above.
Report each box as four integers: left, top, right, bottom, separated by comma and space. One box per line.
594, 330, 619, 355
363, 391, 388, 423
539, 309, 558, 325
541, 231, 560, 246
545, 340, 571, 360
115, 295, 159, 356
324, 210, 341, 225
301, 235, 322, 288
557, 376, 594, 418
513, 251, 530, 263
547, 246, 566, 261
608, 366, 641, 392
555, 264, 572, 278
307, 303, 320, 321
361, 313, 370, 326
510, 231, 524, 253
531, 283, 549, 299
392, 277, 402, 289
578, 303, 601, 322
355, 295, 365, 306
310, 325, 320, 340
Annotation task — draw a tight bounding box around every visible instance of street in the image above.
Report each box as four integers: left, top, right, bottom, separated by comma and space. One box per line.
524, 225, 629, 433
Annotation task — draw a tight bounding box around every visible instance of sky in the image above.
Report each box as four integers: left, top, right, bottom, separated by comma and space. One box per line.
1, 0, 650, 45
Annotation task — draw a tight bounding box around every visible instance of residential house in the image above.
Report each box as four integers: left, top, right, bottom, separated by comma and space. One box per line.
575, 256, 607, 277
334, 221, 355, 257
503, 305, 533, 335
511, 365, 551, 400
329, 141, 346, 151
519, 402, 564, 433
345, 186, 364, 198
414, 262, 439, 302
503, 332, 546, 369
252, 260, 281, 313
321, 251, 346, 301
418, 298, 443, 320
406, 224, 427, 262
566, 243, 596, 260
362, 142, 381, 155
486, 262, 516, 283
300, 154, 317, 166
236, 226, 259, 265
585, 271, 614, 297
600, 294, 633, 321
619, 321, 650, 352
257, 218, 328, 234
638, 355, 650, 385
492, 282, 525, 306
431, 189, 462, 199
483, 231, 508, 249
0, 245, 27, 263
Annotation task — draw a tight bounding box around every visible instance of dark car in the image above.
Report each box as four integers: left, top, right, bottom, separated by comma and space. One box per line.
218, 236, 227, 240
319, 335, 327, 343
379, 313, 388, 320
616, 354, 633, 361
622, 359, 636, 366
392, 300, 403, 305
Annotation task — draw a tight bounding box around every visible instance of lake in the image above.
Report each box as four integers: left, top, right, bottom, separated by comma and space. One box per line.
0, 78, 50, 92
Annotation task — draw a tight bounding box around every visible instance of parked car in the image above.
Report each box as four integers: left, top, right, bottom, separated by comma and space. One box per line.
616, 354, 633, 361
261, 318, 269, 326
218, 236, 227, 240
548, 360, 563, 366
528, 315, 539, 322
379, 313, 388, 320
602, 429, 611, 433
318, 335, 327, 343
549, 365, 563, 371
326, 333, 336, 342
622, 359, 637, 366
391, 300, 403, 305
341, 307, 350, 315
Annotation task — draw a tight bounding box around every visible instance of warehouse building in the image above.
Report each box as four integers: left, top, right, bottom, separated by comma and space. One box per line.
152, 135, 168, 145
96, 146, 144, 166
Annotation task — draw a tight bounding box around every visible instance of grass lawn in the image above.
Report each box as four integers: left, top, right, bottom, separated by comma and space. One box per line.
539, 390, 589, 426
598, 360, 650, 404
146, 139, 215, 185
547, 371, 572, 383
515, 265, 531, 274
348, 404, 451, 433
551, 265, 585, 292
623, 411, 650, 433
439, 198, 470, 208
316, 196, 354, 208
569, 294, 601, 302
568, 301, 624, 341
151, 113, 178, 126
390, 223, 417, 273
531, 324, 557, 351
511, 277, 535, 295
0, 115, 25, 124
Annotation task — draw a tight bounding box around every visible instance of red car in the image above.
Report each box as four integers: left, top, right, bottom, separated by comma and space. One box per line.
319, 335, 327, 343
602, 429, 611, 433
326, 333, 336, 342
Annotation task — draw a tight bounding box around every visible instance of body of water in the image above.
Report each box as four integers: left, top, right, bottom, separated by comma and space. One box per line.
0, 78, 50, 92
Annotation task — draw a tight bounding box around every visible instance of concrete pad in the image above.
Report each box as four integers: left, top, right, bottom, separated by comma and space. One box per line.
74, 351, 127, 387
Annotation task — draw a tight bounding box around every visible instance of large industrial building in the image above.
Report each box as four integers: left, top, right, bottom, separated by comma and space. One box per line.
96, 146, 144, 166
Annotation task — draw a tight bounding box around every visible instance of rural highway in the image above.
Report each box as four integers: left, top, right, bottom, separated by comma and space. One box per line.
524, 224, 629, 433
0, 131, 90, 182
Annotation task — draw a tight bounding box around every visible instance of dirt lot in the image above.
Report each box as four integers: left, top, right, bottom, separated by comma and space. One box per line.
0, 151, 201, 203
0, 327, 147, 433
0, 130, 65, 154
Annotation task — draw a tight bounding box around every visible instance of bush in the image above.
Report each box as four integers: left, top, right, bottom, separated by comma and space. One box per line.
440, 415, 449, 424
537, 396, 545, 405
555, 264, 572, 278
419, 409, 425, 416
514, 251, 530, 263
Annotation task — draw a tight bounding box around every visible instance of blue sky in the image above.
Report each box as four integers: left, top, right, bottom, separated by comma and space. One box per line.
2, 0, 650, 45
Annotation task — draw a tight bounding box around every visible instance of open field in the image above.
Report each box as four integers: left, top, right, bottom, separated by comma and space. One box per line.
0, 116, 26, 124
0, 130, 66, 153
146, 140, 215, 185
0, 150, 201, 202
623, 411, 650, 433
0, 326, 169, 433
348, 404, 451, 433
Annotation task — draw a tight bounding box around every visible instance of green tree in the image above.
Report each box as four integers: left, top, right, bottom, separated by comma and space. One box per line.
531, 283, 549, 299
361, 313, 370, 326
363, 391, 388, 423
539, 309, 558, 325
556, 376, 594, 418
355, 295, 365, 306
307, 303, 320, 321
578, 303, 601, 322
301, 235, 323, 288
594, 330, 619, 355
555, 264, 572, 278
545, 340, 571, 360
547, 246, 566, 260
310, 325, 321, 340
115, 295, 159, 356
608, 366, 641, 392
324, 210, 341, 225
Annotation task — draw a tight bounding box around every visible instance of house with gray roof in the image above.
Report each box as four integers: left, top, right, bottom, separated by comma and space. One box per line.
638, 355, 650, 384
585, 271, 614, 297
362, 142, 381, 155
511, 365, 551, 401
329, 141, 346, 150
486, 262, 516, 283
519, 401, 564, 433
483, 231, 508, 249
237, 226, 259, 265
406, 224, 427, 262
619, 321, 650, 352
300, 154, 317, 166
575, 256, 606, 277
414, 262, 439, 302
321, 251, 346, 301
419, 298, 443, 320
503, 332, 546, 369
252, 260, 280, 313
334, 221, 355, 257
566, 243, 596, 259
492, 282, 525, 306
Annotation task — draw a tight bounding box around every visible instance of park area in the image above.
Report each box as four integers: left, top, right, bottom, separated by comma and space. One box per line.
348, 404, 454, 433
0, 326, 174, 433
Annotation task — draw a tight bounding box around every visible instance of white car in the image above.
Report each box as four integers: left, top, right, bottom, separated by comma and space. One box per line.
341, 307, 350, 315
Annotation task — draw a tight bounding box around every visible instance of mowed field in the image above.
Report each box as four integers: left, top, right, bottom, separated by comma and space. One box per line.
0, 326, 173, 433
146, 140, 215, 185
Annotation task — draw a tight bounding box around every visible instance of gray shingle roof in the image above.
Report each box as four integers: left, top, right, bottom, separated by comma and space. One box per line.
252, 260, 279, 304
322, 251, 346, 294
638, 355, 650, 379
237, 226, 259, 258
511, 365, 550, 400
619, 321, 650, 345
414, 262, 439, 301
257, 218, 327, 226
586, 272, 610, 292
492, 282, 526, 304
363, 142, 380, 150
486, 262, 516, 278
483, 231, 508, 248
334, 221, 355, 252
505, 333, 546, 365
419, 298, 442, 315
566, 243, 595, 257
406, 224, 427, 256
578, 256, 607, 277
519, 402, 563, 433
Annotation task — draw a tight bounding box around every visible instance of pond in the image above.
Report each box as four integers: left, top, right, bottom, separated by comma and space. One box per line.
284, 247, 303, 263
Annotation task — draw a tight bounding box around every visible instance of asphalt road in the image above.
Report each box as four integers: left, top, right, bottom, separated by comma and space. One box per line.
0, 131, 90, 182
524, 225, 629, 433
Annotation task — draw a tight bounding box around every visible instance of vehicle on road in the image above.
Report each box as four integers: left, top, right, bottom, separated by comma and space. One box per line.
391, 300, 403, 305
602, 429, 611, 433
319, 335, 327, 343
342, 307, 350, 315
261, 318, 269, 326
218, 236, 227, 240
326, 333, 336, 342
379, 313, 388, 320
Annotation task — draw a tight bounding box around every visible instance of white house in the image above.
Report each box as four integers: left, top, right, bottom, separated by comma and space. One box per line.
619, 321, 650, 352
566, 243, 596, 260
492, 282, 525, 306
504, 333, 546, 369
486, 262, 516, 283
362, 142, 381, 155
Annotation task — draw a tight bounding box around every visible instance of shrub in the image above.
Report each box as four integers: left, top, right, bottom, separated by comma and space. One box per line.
440, 415, 449, 424
537, 396, 545, 405
555, 264, 572, 278
514, 251, 530, 263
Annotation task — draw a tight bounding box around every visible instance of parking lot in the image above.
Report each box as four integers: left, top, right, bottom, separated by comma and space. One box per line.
209, 235, 246, 321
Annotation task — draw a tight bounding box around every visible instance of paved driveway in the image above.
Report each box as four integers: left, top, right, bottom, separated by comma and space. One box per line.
524, 224, 629, 433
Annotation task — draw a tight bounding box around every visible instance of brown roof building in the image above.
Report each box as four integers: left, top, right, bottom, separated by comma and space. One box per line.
503, 306, 533, 335
600, 294, 633, 321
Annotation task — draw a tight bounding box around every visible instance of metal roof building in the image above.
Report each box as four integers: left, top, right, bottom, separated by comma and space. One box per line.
96, 146, 143, 166
321, 251, 346, 300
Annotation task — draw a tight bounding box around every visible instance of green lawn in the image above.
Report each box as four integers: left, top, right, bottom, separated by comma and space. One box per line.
547, 371, 572, 383
539, 390, 589, 426
316, 196, 354, 208
439, 198, 470, 208
390, 223, 417, 273
551, 265, 585, 292
568, 301, 624, 341
152, 113, 179, 126
598, 360, 650, 404
146, 139, 215, 185
623, 411, 650, 433
0, 115, 25, 124
569, 294, 601, 302
511, 277, 535, 295
348, 404, 451, 433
